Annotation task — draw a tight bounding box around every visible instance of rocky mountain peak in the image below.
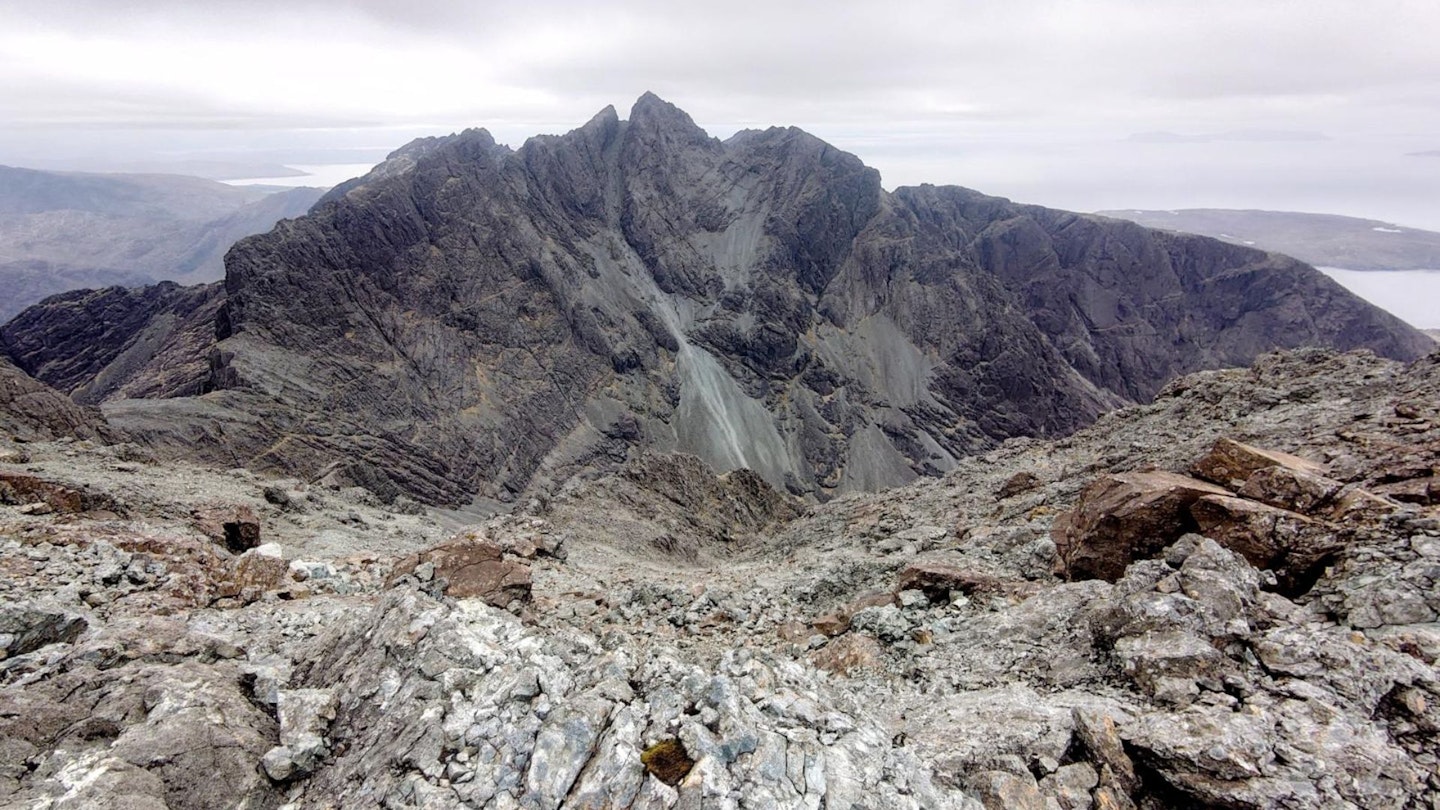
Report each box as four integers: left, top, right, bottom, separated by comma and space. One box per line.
3, 99, 1432, 507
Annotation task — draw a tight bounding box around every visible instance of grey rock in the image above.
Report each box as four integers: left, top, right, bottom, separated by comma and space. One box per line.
12, 96, 1428, 506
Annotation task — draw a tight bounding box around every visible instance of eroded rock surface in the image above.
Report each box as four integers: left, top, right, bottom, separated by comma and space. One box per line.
9, 96, 1429, 507
0, 347, 1438, 809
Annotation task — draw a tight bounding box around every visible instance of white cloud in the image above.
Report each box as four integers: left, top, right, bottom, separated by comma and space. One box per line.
1, 0, 1438, 226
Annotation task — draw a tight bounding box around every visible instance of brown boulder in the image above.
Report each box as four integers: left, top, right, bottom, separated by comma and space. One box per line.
191, 504, 262, 553
1189, 494, 1340, 593
1190, 438, 1324, 490
811, 633, 884, 675
1237, 465, 1344, 514
1052, 471, 1231, 581
811, 591, 895, 637
390, 540, 531, 608
897, 563, 1003, 602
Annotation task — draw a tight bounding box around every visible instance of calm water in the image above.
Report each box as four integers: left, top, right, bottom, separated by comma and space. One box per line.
224, 163, 378, 188
1319, 267, 1440, 329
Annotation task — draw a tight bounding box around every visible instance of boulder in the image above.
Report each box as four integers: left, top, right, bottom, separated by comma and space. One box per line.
897, 563, 1004, 602
1237, 465, 1344, 514
1190, 437, 1324, 490
1189, 494, 1340, 593
190, 503, 262, 553
390, 539, 532, 608
1052, 471, 1231, 581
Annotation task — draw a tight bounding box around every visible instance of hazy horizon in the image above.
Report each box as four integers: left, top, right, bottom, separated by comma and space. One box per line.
3, 1, 1438, 228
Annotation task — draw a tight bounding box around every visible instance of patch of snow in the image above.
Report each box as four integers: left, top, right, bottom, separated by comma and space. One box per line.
1372, 226, 1404, 233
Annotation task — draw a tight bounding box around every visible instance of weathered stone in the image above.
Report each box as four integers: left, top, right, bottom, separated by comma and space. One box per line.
897, 563, 1004, 601
191, 503, 262, 553
1238, 465, 1344, 514
1191, 437, 1325, 489
1052, 471, 1232, 581
1189, 494, 1340, 592
389, 539, 532, 607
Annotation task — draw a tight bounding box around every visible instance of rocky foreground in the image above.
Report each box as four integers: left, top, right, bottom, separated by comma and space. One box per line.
2, 346, 1440, 809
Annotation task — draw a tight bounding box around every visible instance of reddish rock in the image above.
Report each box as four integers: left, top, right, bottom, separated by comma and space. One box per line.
811, 591, 895, 637
1189, 494, 1340, 592
1190, 438, 1324, 490
1237, 465, 1344, 515
0, 471, 117, 514
390, 540, 532, 608
811, 633, 883, 675
191, 504, 262, 554
1052, 471, 1232, 582
897, 563, 1003, 601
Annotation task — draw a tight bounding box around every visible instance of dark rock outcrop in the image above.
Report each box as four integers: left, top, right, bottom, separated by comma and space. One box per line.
7, 95, 1432, 505
1, 281, 223, 404
0, 355, 113, 442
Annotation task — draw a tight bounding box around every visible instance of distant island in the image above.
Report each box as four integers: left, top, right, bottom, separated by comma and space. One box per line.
1408, 150, 1440, 158
1096, 208, 1440, 272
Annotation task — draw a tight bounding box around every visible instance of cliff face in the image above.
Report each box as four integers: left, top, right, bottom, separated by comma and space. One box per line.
7, 95, 1432, 504
2, 282, 223, 404
0, 355, 113, 442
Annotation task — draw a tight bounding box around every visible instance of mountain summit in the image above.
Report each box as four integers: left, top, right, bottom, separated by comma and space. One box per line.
4, 95, 1431, 505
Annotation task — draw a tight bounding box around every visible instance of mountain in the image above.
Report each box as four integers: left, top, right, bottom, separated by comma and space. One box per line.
3, 95, 1432, 506
1098, 208, 1440, 272
0, 165, 324, 320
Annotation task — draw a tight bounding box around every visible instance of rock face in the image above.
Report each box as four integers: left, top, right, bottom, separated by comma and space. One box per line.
6, 95, 1432, 506
1, 281, 222, 404
0, 355, 113, 442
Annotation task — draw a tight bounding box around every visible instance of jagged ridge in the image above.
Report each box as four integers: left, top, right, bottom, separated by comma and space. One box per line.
4, 94, 1431, 505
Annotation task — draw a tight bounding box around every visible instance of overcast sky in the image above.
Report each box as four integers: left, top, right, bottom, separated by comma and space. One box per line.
3, 0, 1439, 226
